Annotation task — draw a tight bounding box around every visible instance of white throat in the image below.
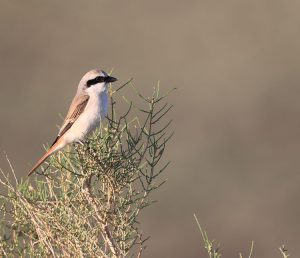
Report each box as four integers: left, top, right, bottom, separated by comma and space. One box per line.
86, 82, 107, 96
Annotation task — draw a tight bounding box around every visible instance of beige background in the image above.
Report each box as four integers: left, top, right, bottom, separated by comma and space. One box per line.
1, 1, 300, 257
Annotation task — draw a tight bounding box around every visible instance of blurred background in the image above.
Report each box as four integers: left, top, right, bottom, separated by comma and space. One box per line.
1, 0, 300, 257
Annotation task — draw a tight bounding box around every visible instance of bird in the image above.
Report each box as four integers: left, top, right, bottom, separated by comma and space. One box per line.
28, 69, 117, 176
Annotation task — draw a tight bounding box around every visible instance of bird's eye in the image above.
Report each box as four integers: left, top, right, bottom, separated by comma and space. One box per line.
86, 76, 105, 87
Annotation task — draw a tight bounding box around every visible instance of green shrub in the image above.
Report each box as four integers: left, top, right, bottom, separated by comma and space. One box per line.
0, 83, 174, 258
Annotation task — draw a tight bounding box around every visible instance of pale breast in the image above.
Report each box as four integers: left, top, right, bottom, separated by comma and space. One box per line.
65, 91, 108, 142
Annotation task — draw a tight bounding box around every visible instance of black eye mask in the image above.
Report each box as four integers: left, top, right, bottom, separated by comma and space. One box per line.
86, 76, 105, 87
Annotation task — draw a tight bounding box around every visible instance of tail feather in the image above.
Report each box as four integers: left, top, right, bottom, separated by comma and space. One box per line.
27, 142, 63, 176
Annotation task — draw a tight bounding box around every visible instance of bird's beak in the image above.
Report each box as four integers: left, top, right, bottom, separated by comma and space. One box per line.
105, 76, 118, 83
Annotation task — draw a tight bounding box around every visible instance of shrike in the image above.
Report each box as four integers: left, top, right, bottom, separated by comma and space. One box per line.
28, 69, 117, 176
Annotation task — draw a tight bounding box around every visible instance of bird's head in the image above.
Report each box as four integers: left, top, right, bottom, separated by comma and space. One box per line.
78, 69, 117, 94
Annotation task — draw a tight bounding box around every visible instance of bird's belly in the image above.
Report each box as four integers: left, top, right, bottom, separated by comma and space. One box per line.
72, 109, 101, 139
64, 93, 108, 144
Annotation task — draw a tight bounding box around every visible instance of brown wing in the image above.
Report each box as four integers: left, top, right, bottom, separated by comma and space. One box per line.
51, 94, 90, 147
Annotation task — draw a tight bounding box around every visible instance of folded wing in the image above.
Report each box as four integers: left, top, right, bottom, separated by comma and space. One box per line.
51, 94, 90, 146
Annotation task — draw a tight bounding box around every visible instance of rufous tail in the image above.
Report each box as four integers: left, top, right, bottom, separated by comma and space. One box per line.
28, 142, 62, 176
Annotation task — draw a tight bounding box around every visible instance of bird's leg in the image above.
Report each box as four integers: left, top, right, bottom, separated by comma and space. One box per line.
76, 139, 85, 146
75, 139, 92, 153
